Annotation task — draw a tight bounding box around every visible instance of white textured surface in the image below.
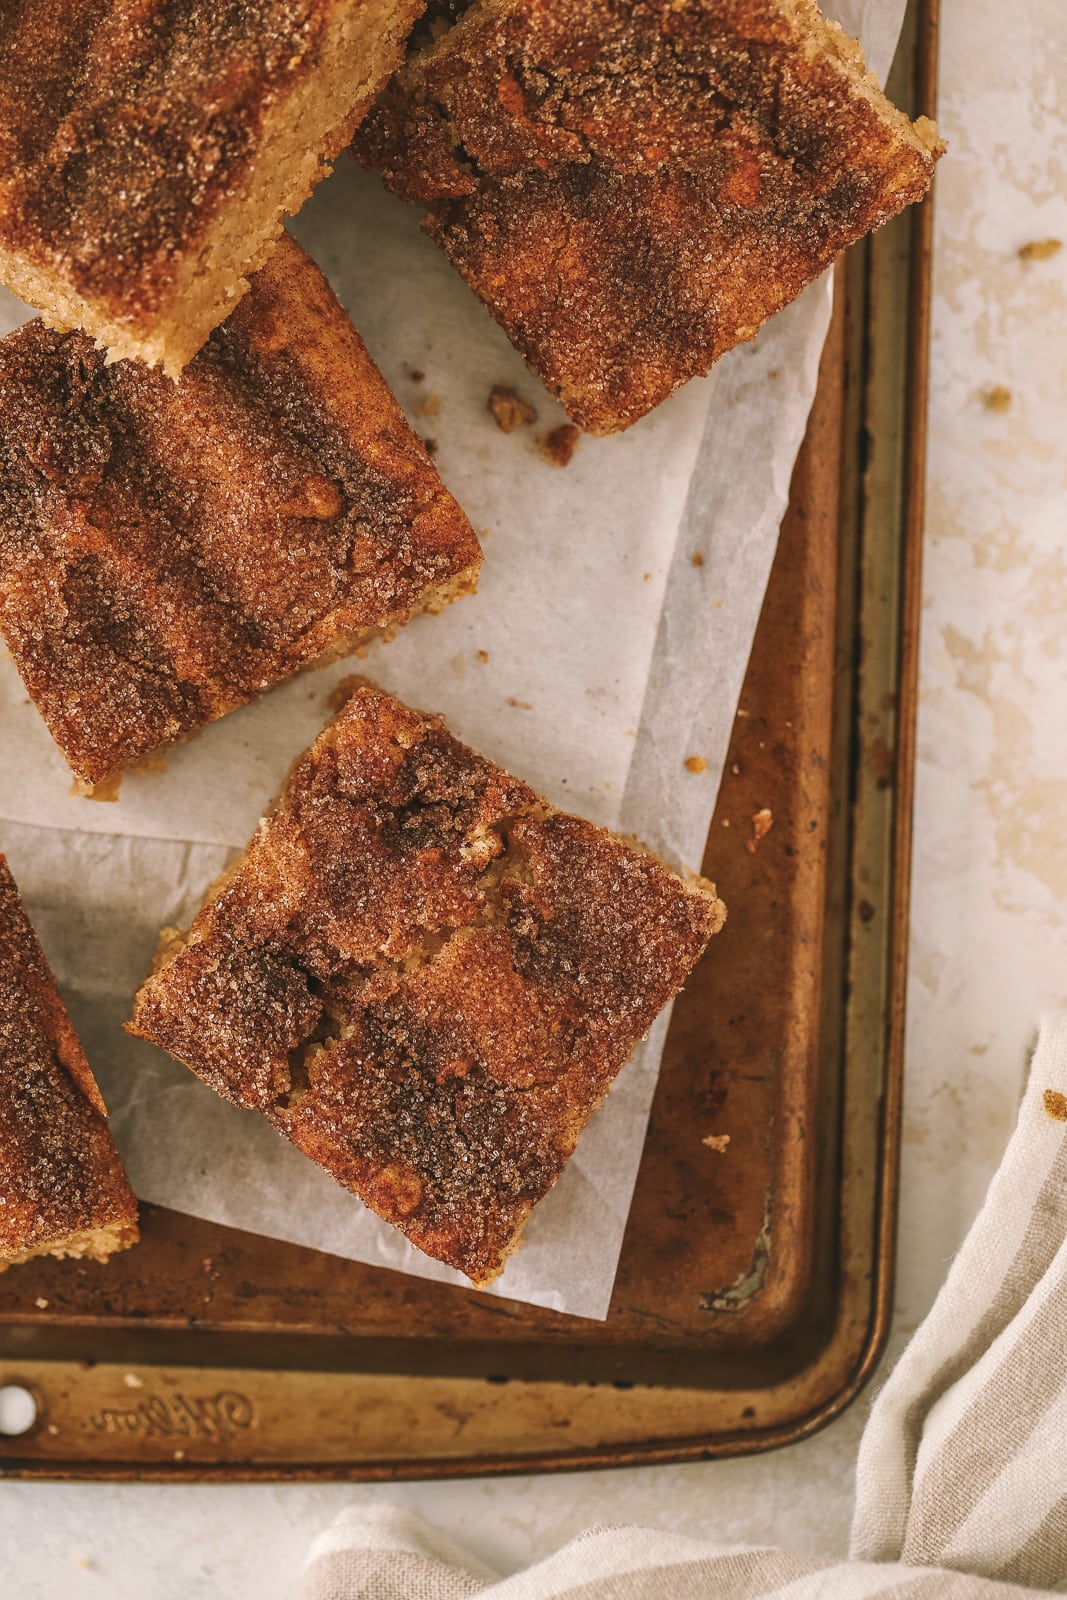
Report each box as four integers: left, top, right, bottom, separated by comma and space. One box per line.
1, 2, 1064, 1592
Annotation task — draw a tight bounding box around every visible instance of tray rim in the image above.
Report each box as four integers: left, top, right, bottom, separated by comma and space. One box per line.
0, 0, 939, 1480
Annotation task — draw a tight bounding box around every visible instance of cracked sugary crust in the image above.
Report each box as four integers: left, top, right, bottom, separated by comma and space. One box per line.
354, 0, 944, 432
0, 0, 426, 371
128, 683, 726, 1284
0, 856, 138, 1269
0, 235, 481, 787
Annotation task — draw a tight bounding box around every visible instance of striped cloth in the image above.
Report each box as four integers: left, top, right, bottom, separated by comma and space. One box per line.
303, 1017, 1067, 1600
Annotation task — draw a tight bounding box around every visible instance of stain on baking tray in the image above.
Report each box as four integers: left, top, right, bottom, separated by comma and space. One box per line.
698, 1187, 773, 1313
868, 738, 894, 789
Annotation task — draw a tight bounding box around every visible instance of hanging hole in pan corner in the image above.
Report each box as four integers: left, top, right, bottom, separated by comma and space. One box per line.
0, 1383, 39, 1436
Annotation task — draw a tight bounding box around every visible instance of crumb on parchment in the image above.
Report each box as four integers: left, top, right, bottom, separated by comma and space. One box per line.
538, 424, 580, 467
488, 384, 536, 432
685, 756, 707, 774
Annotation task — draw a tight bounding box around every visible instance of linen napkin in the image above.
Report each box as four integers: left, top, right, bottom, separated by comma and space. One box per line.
302, 1015, 1067, 1599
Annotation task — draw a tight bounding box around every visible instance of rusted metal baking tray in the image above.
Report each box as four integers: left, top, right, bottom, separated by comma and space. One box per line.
0, 0, 938, 1480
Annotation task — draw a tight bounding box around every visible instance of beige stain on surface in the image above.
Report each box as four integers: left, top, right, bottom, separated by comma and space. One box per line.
925, 483, 1032, 574
1020, 547, 1067, 620
941, 624, 1001, 697
975, 696, 1067, 902
982, 429, 1059, 472
969, 516, 1033, 573
908, 935, 948, 1000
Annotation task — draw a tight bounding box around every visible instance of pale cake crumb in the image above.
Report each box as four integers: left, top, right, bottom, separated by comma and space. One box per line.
538, 424, 581, 467
702, 1134, 731, 1153
488, 385, 536, 432
745, 808, 774, 852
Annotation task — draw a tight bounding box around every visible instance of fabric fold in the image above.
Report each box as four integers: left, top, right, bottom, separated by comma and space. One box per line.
303, 1018, 1067, 1600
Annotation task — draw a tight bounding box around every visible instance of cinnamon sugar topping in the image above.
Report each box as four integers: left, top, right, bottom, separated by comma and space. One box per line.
0, 856, 138, 1268
355, 0, 943, 433
0, 235, 481, 787
128, 683, 726, 1284
0, 0, 425, 370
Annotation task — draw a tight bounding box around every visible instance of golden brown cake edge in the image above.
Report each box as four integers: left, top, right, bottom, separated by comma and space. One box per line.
0, 856, 139, 1269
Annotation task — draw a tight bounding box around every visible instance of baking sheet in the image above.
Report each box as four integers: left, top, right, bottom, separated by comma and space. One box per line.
0, 0, 905, 1320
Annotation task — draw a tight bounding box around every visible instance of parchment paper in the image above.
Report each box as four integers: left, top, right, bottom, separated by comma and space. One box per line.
0, 0, 906, 1320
